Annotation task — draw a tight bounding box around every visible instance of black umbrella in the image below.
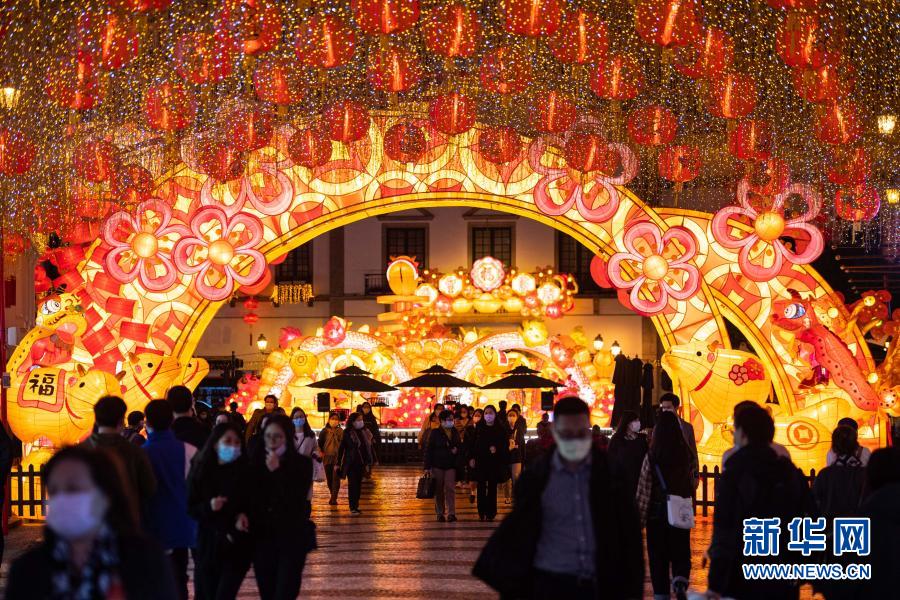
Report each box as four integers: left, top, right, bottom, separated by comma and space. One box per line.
307, 365, 397, 409
396, 364, 480, 389
480, 365, 563, 390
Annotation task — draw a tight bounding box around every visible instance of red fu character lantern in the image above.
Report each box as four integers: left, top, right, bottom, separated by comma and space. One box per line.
478, 127, 522, 164
288, 128, 333, 169
73, 140, 120, 184
215, 0, 283, 56
0, 127, 36, 176
627, 105, 677, 146
659, 144, 702, 183
528, 91, 576, 134
776, 10, 845, 69
827, 147, 869, 186
547, 9, 608, 65
423, 3, 480, 59
429, 92, 476, 136
144, 81, 196, 132
565, 133, 620, 175
635, 0, 703, 49
792, 62, 855, 104
479, 47, 532, 95
226, 106, 275, 152
727, 119, 773, 162
674, 27, 733, 79
502, 0, 562, 38
591, 55, 643, 101
46, 54, 105, 111
367, 46, 422, 93
815, 102, 861, 145
352, 0, 420, 36
834, 185, 880, 222
705, 72, 756, 119
295, 14, 356, 70
174, 32, 233, 85
254, 56, 305, 106
384, 122, 427, 163
322, 100, 370, 144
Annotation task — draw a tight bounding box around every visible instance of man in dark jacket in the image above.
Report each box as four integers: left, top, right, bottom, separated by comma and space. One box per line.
424, 409, 462, 522
473, 397, 644, 599
659, 393, 699, 488
706, 403, 813, 600
167, 385, 210, 450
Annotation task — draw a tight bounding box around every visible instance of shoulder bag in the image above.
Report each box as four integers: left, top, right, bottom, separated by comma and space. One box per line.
655, 464, 695, 529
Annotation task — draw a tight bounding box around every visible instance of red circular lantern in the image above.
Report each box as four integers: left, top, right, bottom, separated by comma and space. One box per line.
727, 119, 773, 162
384, 122, 427, 163
529, 91, 576, 134
503, 0, 562, 38
215, 0, 283, 56
74, 196, 113, 221
3, 233, 28, 256
658, 144, 702, 182
73, 140, 120, 183
775, 10, 845, 69
64, 220, 103, 246
174, 32, 233, 85
198, 142, 245, 182
547, 9, 608, 65
294, 15, 356, 69
590, 54, 643, 101
98, 13, 140, 70
747, 158, 791, 199
705, 72, 756, 119
108, 0, 171, 11
565, 133, 620, 175
674, 27, 733, 79
479, 46, 532, 95
627, 105, 677, 146
429, 92, 476, 136
45, 55, 105, 111
243, 297, 260, 311
0, 128, 36, 177
144, 81, 196, 132
792, 63, 855, 104
835, 185, 880, 222
288, 128, 332, 168
352, 0, 420, 36
827, 147, 869, 186
112, 163, 154, 205
815, 101, 861, 145
243, 312, 260, 325
478, 127, 521, 164
226, 107, 275, 152
367, 46, 422, 93
423, 3, 480, 59
254, 56, 304, 106
634, 0, 703, 48
322, 100, 370, 143
767, 0, 820, 8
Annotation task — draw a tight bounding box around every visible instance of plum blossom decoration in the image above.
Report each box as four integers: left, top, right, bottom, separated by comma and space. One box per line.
172, 206, 267, 302
711, 176, 824, 282
199, 161, 294, 217
607, 220, 700, 314
103, 199, 191, 292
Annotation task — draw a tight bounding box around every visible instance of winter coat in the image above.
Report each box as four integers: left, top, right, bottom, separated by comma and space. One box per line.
242, 450, 313, 548
81, 432, 157, 509
318, 425, 344, 463
361, 411, 381, 445
424, 426, 461, 471
812, 460, 866, 519
337, 428, 373, 475
171, 416, 211, 450
608, 433, 648, 502
187, 457, 251, 565
142, 430, 197, 550
507, 419, 526, 464
470, 421, 509, 482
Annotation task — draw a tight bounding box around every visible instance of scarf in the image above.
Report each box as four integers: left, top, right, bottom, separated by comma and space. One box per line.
50, 525, 122, 600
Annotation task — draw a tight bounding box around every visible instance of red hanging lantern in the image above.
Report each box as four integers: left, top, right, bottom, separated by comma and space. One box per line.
747, 158, 791, 200
294, 15, 356, 69
479, 47, 532, 95
174, 32, 233, 85
73, 140, 120, 183
792, 62, 855, 104
3, 233, 28, 256
198, 141, 245, 182
367, 46, 422, 93
423, 3, 480, 59
627, 105, 677, 146
0, 127, 36, 177
529, 91, 577, 134
288, 128, 333, 168
775, 10, 845, 69
658, 144, 702, 183
565, 133, 620, 175
63, 220, 103, 246
634, 0, 703, 49
98, 13, 140, 70
243, 297, 260, 311
384, 122, 427, 163
73, 196, 113, 221
547, 9, 608, 65
834, 185, 880, 222
322, 100, 370, 143
429, 92, 476, 136
254, 56, 305, 106
45, 55, 105, 111
727, 119, 773, 162
502, 0, 562, 38
243, 312, 260, 325
108, 0, 171, 11
478, 127, 521, 164
827, 147, 869, 186
767, 0, 820, 8
352, 0, 420, 36
112, 163, 154, 206
815, 101, 861, 145
590, 54, 643, 101
226, 106, 275, 152
215, 0, 283, 56
673, 27, 733, 79
705, 72, 756, 119
144, 81, 196, 132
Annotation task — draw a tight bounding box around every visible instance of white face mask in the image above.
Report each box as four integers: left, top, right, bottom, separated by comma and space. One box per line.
552, 432, 593, 462
484, 414, 495, 425
47, 491, 105, 540
628, 420, 641, 433
442, 420, 455, 428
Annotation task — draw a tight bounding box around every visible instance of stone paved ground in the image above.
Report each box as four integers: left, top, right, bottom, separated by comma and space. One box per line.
0, 466, 818, 599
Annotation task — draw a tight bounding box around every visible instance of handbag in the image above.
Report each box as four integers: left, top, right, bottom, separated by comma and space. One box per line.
655, 464, 695, 529
312, 458, 326, 483
416, 472, 436, 499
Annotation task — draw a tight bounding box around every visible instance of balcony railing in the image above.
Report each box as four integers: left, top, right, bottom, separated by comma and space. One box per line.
364, 273, 390, 296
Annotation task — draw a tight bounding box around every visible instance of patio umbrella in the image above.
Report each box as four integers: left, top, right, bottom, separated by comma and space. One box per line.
307, 365, 397, 410
479, 365, 563, 390
395, 364, 480, 406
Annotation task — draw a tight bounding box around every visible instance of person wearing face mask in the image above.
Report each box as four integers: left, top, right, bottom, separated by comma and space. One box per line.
359, 401, 381, 462
474, 397, 643, 600
318, 412, 345, 505
237, 415, 315, 600
337, 412, 374, 515
658, 393, 699, 490
470, 405, 509, 521
608, 410, 648, 502
463, 409, 483, 504
417, 402, 444, 448
244, 394, 279, 443
187, 423, 252, 600
7, 446, 178, 599
503, 408, 526, 505
424, 409, 462, 522
292, 407, 323, 499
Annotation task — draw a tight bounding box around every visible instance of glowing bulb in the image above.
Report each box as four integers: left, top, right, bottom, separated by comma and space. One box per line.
593, 334, 604, 351
130, 232, 158, 258
611, 340, 622, 356
641, 254, 669, 281
256, 334, 268, 352
886, 189, 900, 205
208, 239, 235, 265
754, 212, 786, 242
877, 114, 896, 136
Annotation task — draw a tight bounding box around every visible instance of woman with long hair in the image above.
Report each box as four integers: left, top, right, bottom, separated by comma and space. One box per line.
463, 408, 483, 503
6, 446, 176, 599
469, 405, 509, 521
503, 407, 526, 504
608, 410, 648, 501
318, 412, 344, 506
337, 412, 374, 515
237, 415, 315, 600
187, 422, 252, 600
